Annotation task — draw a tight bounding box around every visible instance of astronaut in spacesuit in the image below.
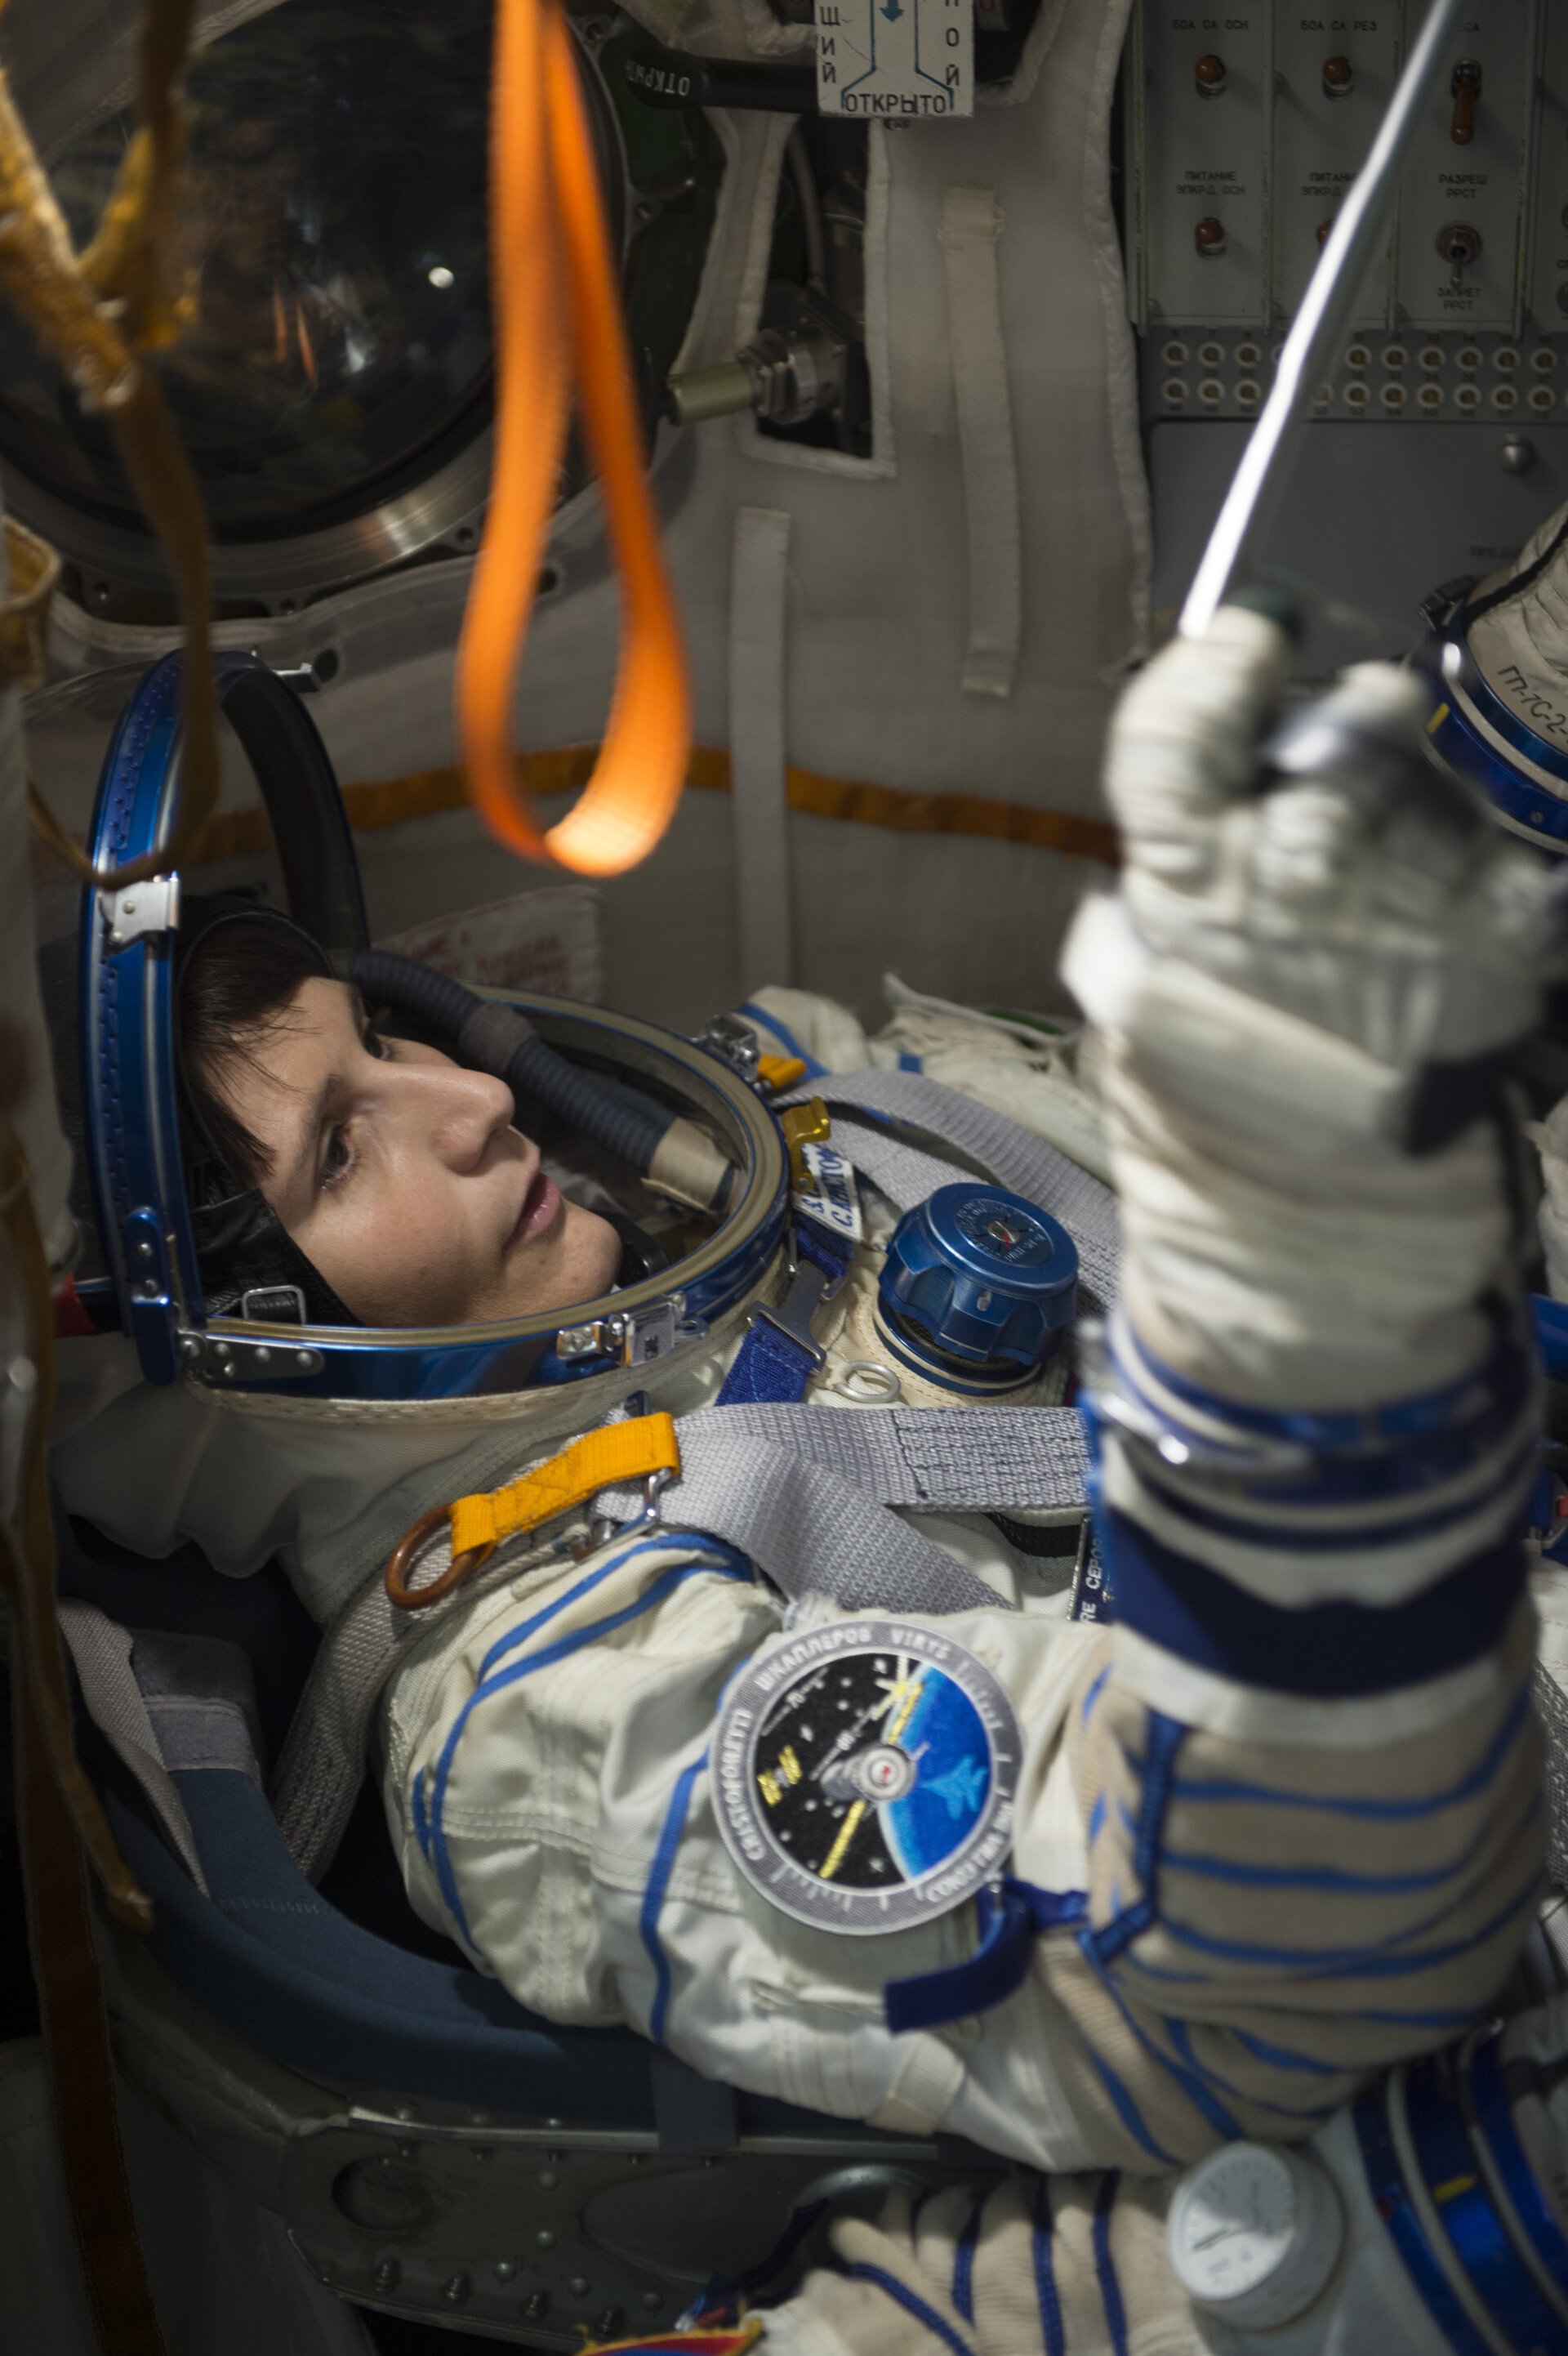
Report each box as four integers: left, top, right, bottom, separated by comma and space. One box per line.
54, 596, 1559, 2252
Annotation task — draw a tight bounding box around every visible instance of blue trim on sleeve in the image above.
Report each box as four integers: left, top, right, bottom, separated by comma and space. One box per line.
1093, 2174, 1130, 2356
641, 1751, 708, 2046
1124, 1312, 1530, 1464
1151, 1847, 1543, 1978
1079, 1940, 1245, 2140
1168, 1682, 1532, 1817
1158, 2016, 1339, 2124
836, 2264, 973, 2355
737, 1001, 828, 1078
427, 1549, 754, 1947
1157, 1783, 1525, 1894
952, 2198, 982, 2324
411, 1769, 431, 1860
1085, 1713, 1185, 1968
1082, 2046, 1179, 2166
1099, 1506, 1526, 1696
1031, 2177, 1065, 2356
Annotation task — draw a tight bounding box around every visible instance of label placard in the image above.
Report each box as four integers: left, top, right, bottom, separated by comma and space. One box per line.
816, 0, 973, 118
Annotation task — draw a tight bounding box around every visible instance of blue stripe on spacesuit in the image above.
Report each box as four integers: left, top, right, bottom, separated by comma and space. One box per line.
1083, 1712, 1186, 1970
837, 2265, 972, 2354
1143, 1850, 1543, 1977
1099, 1507, 1528, 1695
1078, 1943, 1245, 2140
1155, 2018, 1341, 2123
1081, 2047, 1178, 2166
952, 2198, 982, 2323
1091, 2175, 1129, 2356
426, 1545, 755, 1946
1165, 1683, 1533, 1814
1031, 2176, 1065, 2356
1121, 1312, 1531, 1459
1156, 1786, 1528, 1893
642, 1751, 710, 2046
1122, 1417, 1537, 1540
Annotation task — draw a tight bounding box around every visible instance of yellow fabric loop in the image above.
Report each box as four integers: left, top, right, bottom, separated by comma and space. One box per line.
448, 1412, 680, 1559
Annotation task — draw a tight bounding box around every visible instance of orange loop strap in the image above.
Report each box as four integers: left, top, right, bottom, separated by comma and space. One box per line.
455, 0, 691, 878
386, 1413, 683, 1612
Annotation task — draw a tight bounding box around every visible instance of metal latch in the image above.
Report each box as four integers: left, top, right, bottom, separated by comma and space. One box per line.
755, 1259, 831, 1370
106, 873, 180, 950
556, 1292, 688, 1368
178, 1331, 325, 1383
702, 1012, 760, 1080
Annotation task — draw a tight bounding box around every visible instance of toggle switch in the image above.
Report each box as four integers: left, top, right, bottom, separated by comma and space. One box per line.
1316, 219, 1335, 248
1450, 59, 1481, 145
1194, 53, 1226, 98
1194, 216, 1226, 258
1322, 56, 1352, 98
1437, 221, 1481, 271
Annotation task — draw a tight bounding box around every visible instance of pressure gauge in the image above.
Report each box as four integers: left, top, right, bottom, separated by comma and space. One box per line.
1167, 2142, 1344, 2330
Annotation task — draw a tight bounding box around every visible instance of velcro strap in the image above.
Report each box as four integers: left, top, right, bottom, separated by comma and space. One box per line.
449, 1412, 681, 1558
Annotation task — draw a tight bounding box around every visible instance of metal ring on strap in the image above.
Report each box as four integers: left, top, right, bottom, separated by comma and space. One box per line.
384, 1507, 495, 1612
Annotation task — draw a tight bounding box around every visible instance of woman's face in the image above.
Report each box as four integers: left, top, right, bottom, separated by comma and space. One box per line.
209, 976, 622, 1327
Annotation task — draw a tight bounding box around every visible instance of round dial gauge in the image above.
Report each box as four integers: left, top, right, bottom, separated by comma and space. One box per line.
714, 1618, 1019, 1935
1168, 2143, 1343, 2329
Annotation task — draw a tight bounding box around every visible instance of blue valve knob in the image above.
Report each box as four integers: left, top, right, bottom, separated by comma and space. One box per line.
876, 1184, 1078, 1393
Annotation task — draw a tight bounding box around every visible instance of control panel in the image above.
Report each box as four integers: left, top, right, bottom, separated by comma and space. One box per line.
1128, 0, 1545, 338
1126, 1, 1568, 672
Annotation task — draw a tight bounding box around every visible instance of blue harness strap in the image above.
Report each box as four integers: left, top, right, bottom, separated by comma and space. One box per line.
884, 1879, 1088, 2034
716, 1222, 850, 1407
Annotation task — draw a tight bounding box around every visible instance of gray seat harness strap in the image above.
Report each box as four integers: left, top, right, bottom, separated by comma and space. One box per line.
779, 1068, 1120, 1312
597, 1403, 1089, 1593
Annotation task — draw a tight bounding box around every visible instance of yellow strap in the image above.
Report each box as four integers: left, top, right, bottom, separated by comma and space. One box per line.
449, 1412, 680, 1558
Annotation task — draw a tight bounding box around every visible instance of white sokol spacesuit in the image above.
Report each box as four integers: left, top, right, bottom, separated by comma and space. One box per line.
51, 611, 1568, 2349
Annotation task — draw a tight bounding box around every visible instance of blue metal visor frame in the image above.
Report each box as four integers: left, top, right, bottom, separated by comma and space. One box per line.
79, 653, 789, 1402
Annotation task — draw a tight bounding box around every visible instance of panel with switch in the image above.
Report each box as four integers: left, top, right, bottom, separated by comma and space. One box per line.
1128, 5, 1270, 325
1271, 11, 1400, 324
1393, 1, 1537, 332
1128, 0, 1547, 336
1127, 0, 1568, 680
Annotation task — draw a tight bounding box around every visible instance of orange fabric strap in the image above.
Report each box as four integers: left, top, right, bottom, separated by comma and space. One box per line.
448, 1412, 681, 1558
455, 0, 690, 877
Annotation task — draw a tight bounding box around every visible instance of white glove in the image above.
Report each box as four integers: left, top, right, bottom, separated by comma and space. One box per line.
1062, 605, 1561, 1408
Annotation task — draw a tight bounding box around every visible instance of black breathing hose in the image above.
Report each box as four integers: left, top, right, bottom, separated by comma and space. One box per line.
351, 950, 671, 1174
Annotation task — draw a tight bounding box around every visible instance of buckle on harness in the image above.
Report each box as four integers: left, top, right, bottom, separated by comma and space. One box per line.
755, 1260, 831, 1370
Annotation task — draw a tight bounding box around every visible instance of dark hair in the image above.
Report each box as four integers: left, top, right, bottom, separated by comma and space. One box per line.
177, 912, 332, 1196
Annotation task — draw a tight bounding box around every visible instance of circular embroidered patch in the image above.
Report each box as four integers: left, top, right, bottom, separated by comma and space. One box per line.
714, 1618, 1020, 1934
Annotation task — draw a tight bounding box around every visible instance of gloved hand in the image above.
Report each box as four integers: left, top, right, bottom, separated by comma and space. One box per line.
1062, 605, 1563, 1408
